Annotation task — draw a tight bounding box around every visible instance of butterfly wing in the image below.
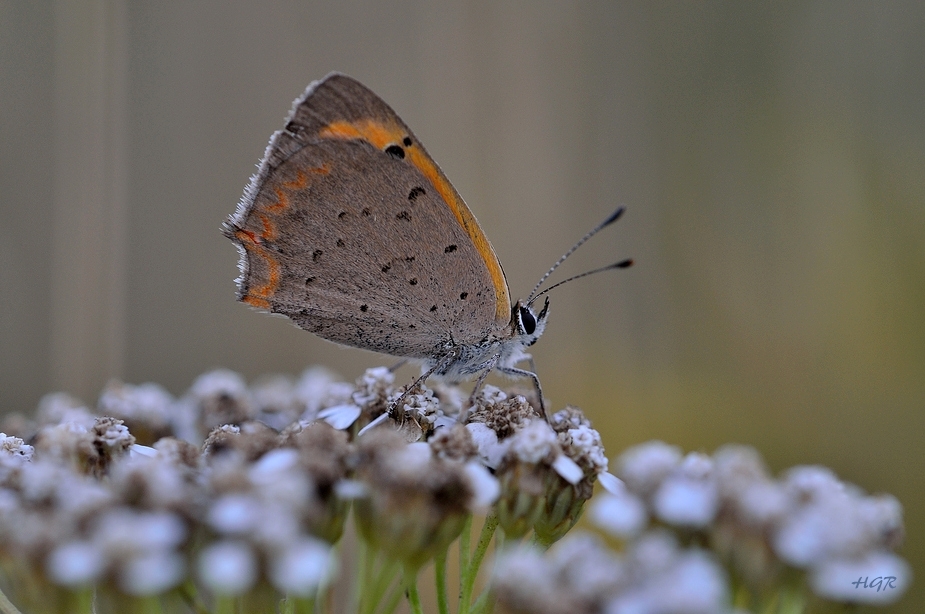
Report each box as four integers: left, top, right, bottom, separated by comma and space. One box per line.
225, 73, 511, 358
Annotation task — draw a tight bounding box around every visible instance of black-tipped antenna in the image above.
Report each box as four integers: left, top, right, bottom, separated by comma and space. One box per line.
526, 206, 626, 303
530, 259, 634, 303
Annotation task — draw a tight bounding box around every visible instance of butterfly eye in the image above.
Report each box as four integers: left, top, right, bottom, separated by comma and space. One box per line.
519, 305, 536, 335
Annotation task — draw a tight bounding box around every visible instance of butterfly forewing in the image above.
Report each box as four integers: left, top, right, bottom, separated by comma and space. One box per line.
225, 73, 509, 357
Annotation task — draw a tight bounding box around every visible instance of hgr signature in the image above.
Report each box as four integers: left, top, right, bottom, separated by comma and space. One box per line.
852, 576, 898, 593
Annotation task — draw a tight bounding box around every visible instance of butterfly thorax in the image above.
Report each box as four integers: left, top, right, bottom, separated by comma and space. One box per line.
428, 298, 549, 381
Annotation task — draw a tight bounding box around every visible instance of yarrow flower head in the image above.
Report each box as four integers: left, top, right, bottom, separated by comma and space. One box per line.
351, 427, 498, 569
0, 370, 910, 613
489, 405, 607, 544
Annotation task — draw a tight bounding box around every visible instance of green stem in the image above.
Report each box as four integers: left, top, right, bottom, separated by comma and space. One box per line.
435, 548, 449, 614
458, 516, 472, 585
469, 529, 505, 614
379, 577, 405, 614
355, 538, 372, 614
364, 557, 399, 614
469, 587, 494, 614
459, 512, 498, 614
402, 566, 423, 614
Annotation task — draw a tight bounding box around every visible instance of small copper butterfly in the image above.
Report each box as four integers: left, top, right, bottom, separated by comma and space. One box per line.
224, 73, 630, 419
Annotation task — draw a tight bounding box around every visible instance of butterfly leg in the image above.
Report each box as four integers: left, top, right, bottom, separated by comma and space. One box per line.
388, 358, 408, 373
496, 365, 547, 421
459, 353, 502, 423
388, 355, 453, 419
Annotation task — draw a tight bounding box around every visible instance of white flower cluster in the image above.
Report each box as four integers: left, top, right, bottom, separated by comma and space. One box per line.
0, 366, 581, 612
588, 441, 910, 607
493, 531, 729, 614
0, 371, 910, 613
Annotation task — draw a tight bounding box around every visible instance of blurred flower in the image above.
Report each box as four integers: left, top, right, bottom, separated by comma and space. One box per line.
294, 366, 354, 421
250, 375, 303, 430
187, 369, 253, 436
97, 380, 174, 444
615, 440, 682, 498
352, 428, 497, 569
590, 479, 648, 539
652, 452, 719, 528
197, 540, 259, 595
809, 550, 911, 604
268, 537, 336, 597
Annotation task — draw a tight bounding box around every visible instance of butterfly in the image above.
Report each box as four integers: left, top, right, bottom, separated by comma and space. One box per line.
224, 73, 630, 419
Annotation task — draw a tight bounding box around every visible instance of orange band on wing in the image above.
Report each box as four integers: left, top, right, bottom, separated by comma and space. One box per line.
233, 228, 279, 310
320, 119, 510, 322
252, 164, 329, 245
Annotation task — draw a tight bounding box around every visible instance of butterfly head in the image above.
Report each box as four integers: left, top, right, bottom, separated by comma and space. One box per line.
512, 297, 550, 348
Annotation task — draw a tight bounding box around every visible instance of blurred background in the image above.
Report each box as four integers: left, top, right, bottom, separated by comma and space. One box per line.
2, 2, 923, 609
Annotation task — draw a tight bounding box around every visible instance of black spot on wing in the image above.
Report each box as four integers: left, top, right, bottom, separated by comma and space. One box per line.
385, 144, 405, 159
403, 136, 412, 147
312, 249, 323, 262
408, 187, 426, 202
444, 244, 457, 253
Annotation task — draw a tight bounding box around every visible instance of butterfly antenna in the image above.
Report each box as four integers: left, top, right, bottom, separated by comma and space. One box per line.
531, 259, 634, 302
526, 206, 626, 303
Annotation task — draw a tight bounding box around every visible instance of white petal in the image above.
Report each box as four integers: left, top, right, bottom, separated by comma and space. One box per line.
318, 404, 362, 430
129, 444, 158, 458
552, 455, 584, 485
463, 461, 500, 511
598, 472, 624, 495
466, 423, 506, 469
